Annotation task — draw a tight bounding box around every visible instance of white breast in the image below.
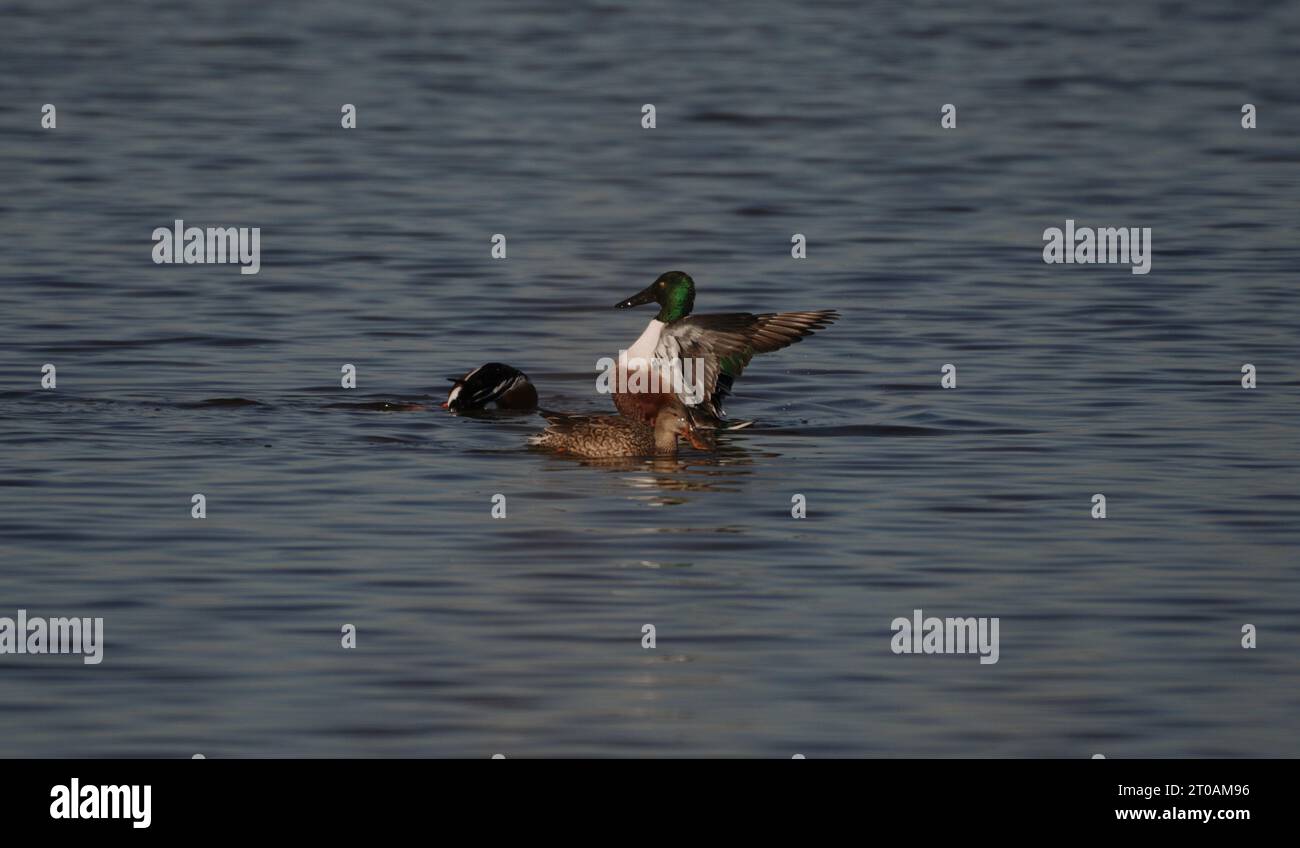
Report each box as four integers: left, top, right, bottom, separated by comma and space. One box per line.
626, 319, 665, 361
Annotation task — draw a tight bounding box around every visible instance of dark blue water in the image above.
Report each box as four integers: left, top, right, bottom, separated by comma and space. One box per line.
1, 0, 1298, 756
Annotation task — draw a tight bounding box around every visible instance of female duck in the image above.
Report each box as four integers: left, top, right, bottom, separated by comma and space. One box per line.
530, 404, 709, 458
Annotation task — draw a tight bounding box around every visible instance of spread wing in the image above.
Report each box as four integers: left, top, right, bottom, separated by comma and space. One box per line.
653, 310, 837, 422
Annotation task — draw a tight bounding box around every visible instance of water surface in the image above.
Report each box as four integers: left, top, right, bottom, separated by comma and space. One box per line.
1, 0, 1298, 756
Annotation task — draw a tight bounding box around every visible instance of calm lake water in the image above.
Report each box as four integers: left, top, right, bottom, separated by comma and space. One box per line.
1, 0, 1298, 757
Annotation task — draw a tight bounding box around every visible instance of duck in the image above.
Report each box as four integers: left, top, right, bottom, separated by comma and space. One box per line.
529, 402, 711, 458
442, 363, 538, 412
611, 271, 837, 426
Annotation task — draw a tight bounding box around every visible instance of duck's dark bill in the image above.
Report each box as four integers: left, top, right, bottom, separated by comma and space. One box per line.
615, 283, 658, 309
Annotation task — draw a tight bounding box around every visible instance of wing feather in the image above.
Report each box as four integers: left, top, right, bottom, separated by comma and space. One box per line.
653, 310, 837, 421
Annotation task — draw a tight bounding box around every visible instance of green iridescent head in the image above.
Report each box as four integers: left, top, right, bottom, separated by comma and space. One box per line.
615, 271, 696, 323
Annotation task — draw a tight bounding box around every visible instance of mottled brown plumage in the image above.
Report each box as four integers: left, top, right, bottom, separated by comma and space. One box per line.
530, 404, 708, 458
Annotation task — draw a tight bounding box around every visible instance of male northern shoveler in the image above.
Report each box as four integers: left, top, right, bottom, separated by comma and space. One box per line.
442, 363, 538, 412
529, 402, 710, 458
611, 271, 837, 425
